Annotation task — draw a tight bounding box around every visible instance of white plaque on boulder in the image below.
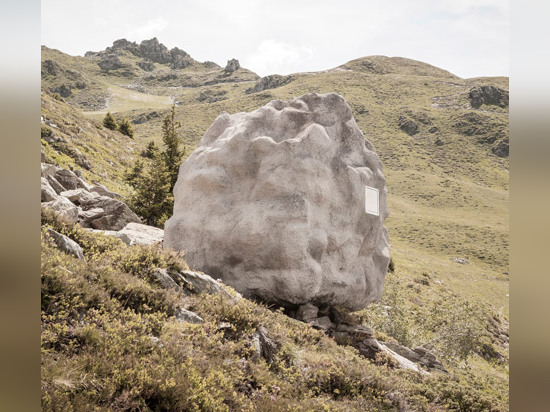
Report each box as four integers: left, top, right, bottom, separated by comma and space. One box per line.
365, 186, 379, 216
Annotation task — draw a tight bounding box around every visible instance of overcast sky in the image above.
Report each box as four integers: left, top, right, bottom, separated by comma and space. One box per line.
41, 0, 508, 79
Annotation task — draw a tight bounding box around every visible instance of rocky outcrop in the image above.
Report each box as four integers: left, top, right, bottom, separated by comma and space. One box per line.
164, 92, 390, 311
245, 75, 294, 94
40, 163, 142, 231
469, 86, 509, 108
99, 54, 123, 71
99, 38, 196, 69
224, 59, 240, 73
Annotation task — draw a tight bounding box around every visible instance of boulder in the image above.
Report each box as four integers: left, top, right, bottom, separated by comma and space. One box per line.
60, 188, 98, 204
164, 92, 390, 311
79, 195, 141, 231
41, 177, 58, 202
54, 169, 88, 191
115, 222, 164, 246
42, 197, 79, 223
90, 184, 121, 198
44, 228, 85, 260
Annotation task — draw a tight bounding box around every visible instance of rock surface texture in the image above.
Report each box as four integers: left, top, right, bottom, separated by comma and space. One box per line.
164, 93, 390, 311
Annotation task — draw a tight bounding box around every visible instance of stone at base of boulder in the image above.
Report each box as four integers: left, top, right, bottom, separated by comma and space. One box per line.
41, 178, 58, 202
296, 303, 319, 322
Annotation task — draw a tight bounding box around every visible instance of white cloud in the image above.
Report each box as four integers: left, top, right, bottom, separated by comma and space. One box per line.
244, 40, 313, 76
127, 17, 168, 40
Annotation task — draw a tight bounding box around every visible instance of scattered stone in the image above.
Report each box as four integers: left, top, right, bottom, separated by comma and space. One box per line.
384, 343, 447, 373
175, 307, 204, 324
41, 177, 58, 202
310, 316, 332, 330
44, 228, 85, 260
252, 327, 278, 363
151, 268, 179, 290
115, 222, 164, 246
296, 303, 319, 322
54, 169, 88, 191
451, 257, 469, 264
79, 195, 141, 231
224, 58, 240, 73
399, 116, 418, 135
78, 207, 105, 222
492, 138, 509, 158
435, 138, 444, 146
42, 197, 79, 223
164, 93, 390, 311
90, 184, 121, 199
172, 270, 226, 296
60, 188, 99, 204
378, 343, 429, 374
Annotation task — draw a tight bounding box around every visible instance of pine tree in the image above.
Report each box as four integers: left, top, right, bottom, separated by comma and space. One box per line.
161, 105, 185, 191
124, 158, 145, 187
142, 140, 159, 159
128, 153, 173, 227
103, 112, 117, 130
118, 117, 134, 138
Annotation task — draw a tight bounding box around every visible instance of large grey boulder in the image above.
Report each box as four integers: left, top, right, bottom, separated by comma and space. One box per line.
164, 93, 390, 311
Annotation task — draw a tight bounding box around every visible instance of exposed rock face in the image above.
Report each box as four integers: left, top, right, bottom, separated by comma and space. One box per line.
224, 58, 240, 73
469, 86, 509, 108
164, 92, 390, 311
99, 54, 123, 71
245, 75, 294, 94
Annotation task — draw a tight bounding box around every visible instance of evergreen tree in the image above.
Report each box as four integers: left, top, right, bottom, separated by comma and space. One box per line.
141, 140, 159, 159
118, 117, 134, 138
128, 153, 173, 227
124, 158, 145, 187
161, 105, 185, 191
103, 112, 117, 130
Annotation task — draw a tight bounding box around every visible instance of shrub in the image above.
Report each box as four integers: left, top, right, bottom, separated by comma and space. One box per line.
118, 117, 134, 138
103, 112, 117, 130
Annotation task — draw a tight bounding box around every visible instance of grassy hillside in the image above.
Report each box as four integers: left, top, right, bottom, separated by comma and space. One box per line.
41, 40, 509, 410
